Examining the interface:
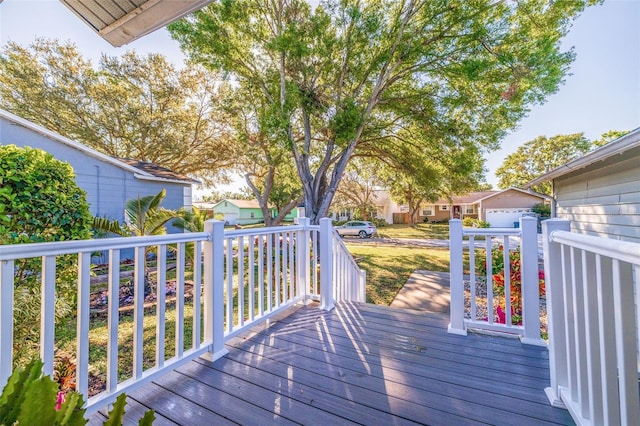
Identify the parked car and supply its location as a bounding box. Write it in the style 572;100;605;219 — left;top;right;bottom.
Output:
335;221;377;238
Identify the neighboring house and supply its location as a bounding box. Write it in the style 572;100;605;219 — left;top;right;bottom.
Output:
0;109;199;233
329;189;400;224
211;199;270;226
525;127;640;243
419;188;549;227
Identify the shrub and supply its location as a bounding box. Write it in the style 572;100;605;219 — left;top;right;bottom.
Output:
0;145;93;366
531;202;551;218
462;217;490;228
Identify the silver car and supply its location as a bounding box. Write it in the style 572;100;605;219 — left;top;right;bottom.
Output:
335;221;377;238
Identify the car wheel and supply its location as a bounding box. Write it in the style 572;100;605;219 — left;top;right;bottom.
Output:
358;230;367;238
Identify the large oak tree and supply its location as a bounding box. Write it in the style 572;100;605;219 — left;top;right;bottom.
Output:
170;0;596;224
0;39;236;184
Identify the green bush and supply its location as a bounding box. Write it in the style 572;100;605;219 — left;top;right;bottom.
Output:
0;145;93;366
531;202;551;218
462;217;490;228
0;359;154;425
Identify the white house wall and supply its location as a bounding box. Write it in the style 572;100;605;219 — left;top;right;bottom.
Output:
553;145;640;243
0;116;189;232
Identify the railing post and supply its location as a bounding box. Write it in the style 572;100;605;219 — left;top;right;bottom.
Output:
296;218;310;304
319;218;335;311
0;259;14;389
204;220;229;360
542;218;571;408
448;219;466;335
520;216;545;346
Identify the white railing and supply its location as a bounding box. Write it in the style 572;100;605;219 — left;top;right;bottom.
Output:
542;219;640;425
449;217;545;346
0;217;364;415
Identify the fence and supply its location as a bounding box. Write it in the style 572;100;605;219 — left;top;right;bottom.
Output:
0;217;365;414
448;217;545;346
542;219;640;425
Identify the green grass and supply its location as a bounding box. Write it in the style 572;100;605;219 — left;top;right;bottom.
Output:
376;223;450;239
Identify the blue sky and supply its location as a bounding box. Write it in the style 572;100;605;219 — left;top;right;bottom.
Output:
1;0;639;190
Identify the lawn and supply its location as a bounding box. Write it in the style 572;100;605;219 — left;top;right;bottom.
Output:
376;223;450;239
346;243;454;305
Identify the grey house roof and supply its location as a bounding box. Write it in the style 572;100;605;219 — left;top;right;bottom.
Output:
524;127;640;188
60;0;215;47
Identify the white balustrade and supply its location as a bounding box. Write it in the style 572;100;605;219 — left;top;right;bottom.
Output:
542;219;640;425
448;217;545;346
0;218;364;415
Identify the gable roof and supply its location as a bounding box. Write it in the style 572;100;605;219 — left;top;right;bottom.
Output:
61;0;215;47
434;188;549;205
0;109;198;185
524;127;640;189
116;158;199;184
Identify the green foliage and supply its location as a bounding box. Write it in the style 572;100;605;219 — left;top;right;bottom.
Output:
0;145;92;366
462;217;490;228
0;359;155;425
0;40;235;185
531;202;551;218
169;0;596;224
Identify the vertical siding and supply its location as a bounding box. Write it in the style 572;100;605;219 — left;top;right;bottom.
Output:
554;146;640;243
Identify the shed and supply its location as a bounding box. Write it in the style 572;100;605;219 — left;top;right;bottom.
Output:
525;127;640;243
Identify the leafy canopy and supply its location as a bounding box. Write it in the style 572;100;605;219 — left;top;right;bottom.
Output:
0;39;235;185
169;0;598;223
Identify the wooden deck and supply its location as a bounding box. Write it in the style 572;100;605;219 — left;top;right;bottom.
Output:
89;302;574;425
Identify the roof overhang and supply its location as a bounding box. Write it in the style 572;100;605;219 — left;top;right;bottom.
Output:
524;127;640;189
60;0;215;47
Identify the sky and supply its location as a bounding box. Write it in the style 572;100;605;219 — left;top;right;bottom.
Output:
1;0;639;191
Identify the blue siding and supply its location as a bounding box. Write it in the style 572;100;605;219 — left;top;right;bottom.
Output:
0;116;189;234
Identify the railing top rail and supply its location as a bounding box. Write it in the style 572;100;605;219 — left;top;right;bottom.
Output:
462;227;522;237
0;232;210;260
223;224;311;238
550;229;640;265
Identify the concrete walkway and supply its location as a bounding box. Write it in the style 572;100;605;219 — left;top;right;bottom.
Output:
390;270;451;314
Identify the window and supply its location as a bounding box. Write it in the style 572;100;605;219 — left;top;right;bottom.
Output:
250;212;255;219
439;205;450;211
465;205;475;214
422;205;434;216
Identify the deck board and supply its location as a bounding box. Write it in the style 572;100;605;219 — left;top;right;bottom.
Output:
90;302;574;425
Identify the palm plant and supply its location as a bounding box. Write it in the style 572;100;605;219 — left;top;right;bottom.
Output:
92;189;192;294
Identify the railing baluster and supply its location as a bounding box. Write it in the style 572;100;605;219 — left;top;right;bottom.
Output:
581;251;602;424
561;245;577;403
267;234;273;312
133;246;145;379
175;242;185;358
226;237;233;332
570;248;588;418
288;230;294;301
192;241;202;349
596;255;620;425
41;256;56;377
611;259;640;423
486;237;493;325
0;259;14;389
502;236;511;327
248;235;255;321
156;245;166;367
237;236;244;327
469;236;476;321
312;230;318;296
107;249;121;392
76;252;91;397
257;235;264;316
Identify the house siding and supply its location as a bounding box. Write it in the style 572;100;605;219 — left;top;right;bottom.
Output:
553;145;640;243
0;116;190;233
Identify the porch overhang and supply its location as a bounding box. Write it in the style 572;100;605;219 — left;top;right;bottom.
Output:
60;0;215;47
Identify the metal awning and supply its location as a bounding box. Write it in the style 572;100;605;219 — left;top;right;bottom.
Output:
60;0;214;47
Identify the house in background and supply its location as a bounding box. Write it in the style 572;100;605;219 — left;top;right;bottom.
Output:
0;109;199;233
329;189;400;224
525;127;640;243
416;188;549;227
